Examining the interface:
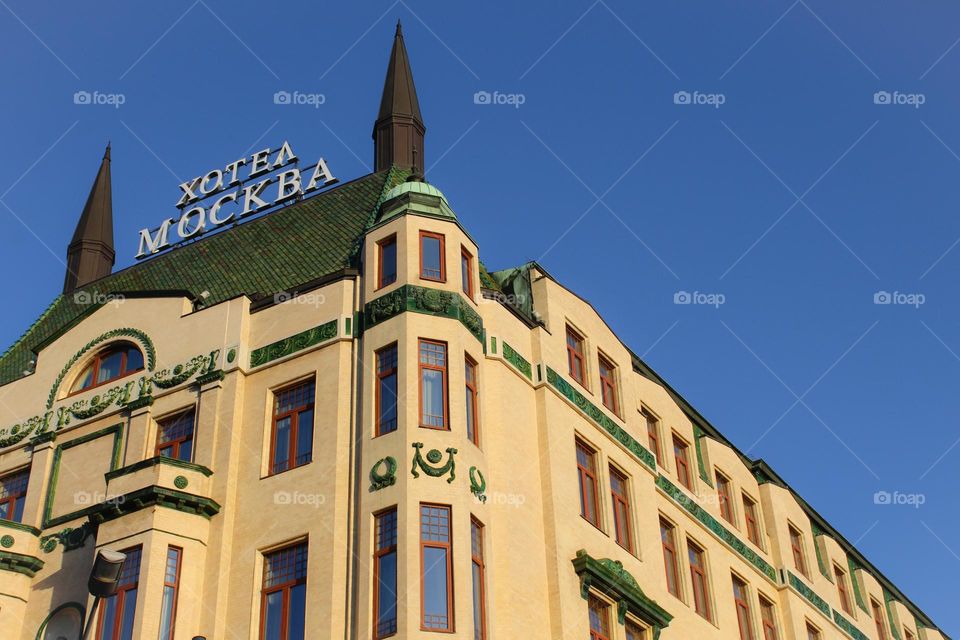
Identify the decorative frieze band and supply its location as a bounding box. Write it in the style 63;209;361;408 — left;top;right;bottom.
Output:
364;285;483;343
501;341;532;380
250;319;339;368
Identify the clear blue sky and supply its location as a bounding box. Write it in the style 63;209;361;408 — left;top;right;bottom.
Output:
1;0;958;633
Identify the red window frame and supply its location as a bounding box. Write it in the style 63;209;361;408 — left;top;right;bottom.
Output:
95;545;142;640
598;354;618;414
835;565;852;615
471;517;487;640
259;542;308;640
375;344;399;436
377;234;398;289
374;508;398;639
268;380;315;475
465;355;480;445
716;471;734;524
688;540;711;621
733;575;755;640
789;525;807;577
461;246;474;298
419;503;454;631
643;409;662;466
418;339;449;430
588;595;612;640
70;342;145;395
576;440;600;527
660;518;681;597
806;622;822;640
158;546;182;640
155;408;195;461
743;493;761;546
0;467;29;523
872;599;888;640
673;435;692;489
625;621;646;640
419;231;446;282
759;596;779;640
566;325;586;386
610;467;632;552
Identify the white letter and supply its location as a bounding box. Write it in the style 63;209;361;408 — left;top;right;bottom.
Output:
200;169;224;195
224;158;246;185
136;219;175;258
176;177;201;207
249;148;272;177
276;169;302;201
273;140;298;168
241;179;271;216
208;191;239;225
177;207;206;238
305;157;337;191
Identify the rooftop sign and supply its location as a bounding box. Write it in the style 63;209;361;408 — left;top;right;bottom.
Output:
136;141;337;259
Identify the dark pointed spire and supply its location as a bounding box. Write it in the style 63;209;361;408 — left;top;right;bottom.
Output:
373;20;425;174
63;143;115;293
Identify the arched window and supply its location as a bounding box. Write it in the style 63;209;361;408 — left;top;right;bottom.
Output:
69;342;145;394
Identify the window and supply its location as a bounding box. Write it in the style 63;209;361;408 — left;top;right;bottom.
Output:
805;622;821;640
576;440;600;527
643;408;662;466
872;599;888;640
471;518;487;640
673;435;692;490
269;380;315;474
835;565;852;615
566;325;586;386
732;575;754;640
420;504;453;631
419;340;448;429
0;467;29;522
158;546;182;640
374;509;398;638
598;354;618;414
759;596;779;640
905;629;916;640
461;247;474;297
96;546;141;640
660;518;680;597
465;355;480;445
588;595;612;640
610;467;632;552
688;540;711;621
743;493;761;546
376;345;399;436
788;525;807;577
260;542;307;640
377;235;397;289
420;231;445;281
71;342;145;394
716;472;734;524
625;622;646;640
155;409;195;462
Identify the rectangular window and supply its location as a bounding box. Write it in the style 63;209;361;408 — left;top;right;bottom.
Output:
588;595;612;640
378;235;397;289
260;542;307;640
270;380;315;474
566;325;586;386
673;435;692;490
872;599;888;640
0;467;29;522
598;354;618;414
743;493;761;546
625;622;646;640
420;231;445;281
732;575;754;640
905;630;915;640
716;471;734;524
155;408;195;462
465;355;480;445
461;247;474;297
96;546;142;640
835;565;852;615
471;518;487;640
374;509;398;638
376;345;399;436
420;504;453;631
688;540;711;621
660;518;680;597
576;440;600;527
158;546;182;640
759;596;779;640
610;467;632;552
643;409;662;466
789;525;807;577
806;622;821;640
419;340;448;429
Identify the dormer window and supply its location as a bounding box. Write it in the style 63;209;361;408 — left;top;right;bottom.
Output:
69;342;145;394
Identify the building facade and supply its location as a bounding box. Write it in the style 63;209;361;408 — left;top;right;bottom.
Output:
0;24;949;640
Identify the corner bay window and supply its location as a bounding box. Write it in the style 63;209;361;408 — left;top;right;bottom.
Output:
71;342;145;394
158;546;182;640
673;435;692;490
378;235;397;288
588;595;611;640
732;575;754;640
270;380;315;474
260;542;307;640
376;344;399;436
465;355;479;445
374;509;398;638
566;325;586;386
576;440;600;527
610;467;632;552
155;408;195;461
688;540;711;621
96;546;141;640
660;518;680;597
0;467;29;522
471;517;487;640
598;354;618;413
419;340;448;429
420;504;453;631
420;231;445;281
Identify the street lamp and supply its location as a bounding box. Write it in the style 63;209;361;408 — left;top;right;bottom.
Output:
81;549;126;640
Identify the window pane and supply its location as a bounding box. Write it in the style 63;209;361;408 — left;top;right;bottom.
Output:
178;440;192;463
287;583;306;640
381;239;397;286
97;597;117;640
377;346;399;435
377;551;398;636
296;409;313;465
465;385;476;440
126;347;144;373
472;562;483;639
159;587;175;640
262;591;283;640
421;369;444;427
421;236;443;279
273;417;291;473
71;364;95;392
97;350;124;383
119;588;137;640
422;547;449;628
626;623;645;640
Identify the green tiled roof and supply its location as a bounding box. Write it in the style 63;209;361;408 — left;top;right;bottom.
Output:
0;166;409;387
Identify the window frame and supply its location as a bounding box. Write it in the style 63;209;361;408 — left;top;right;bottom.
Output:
158;546;183;640
788;524;808;577
660;517;681;598
576;439;601;528
609;466;633;553
642;408;662;466
69;342;145;396
419;230;446;282
758;595;779;640
0;466;30;523
732;574;755;640
687;538;712;621
374;508;398;639
419;503;454;632
375;344;399;437
418;339;449;430
742;492;762;547
259;541;308;640
465;354;480;445
834;564;853;616
673;434;693;490
598;352;619;414
588;594;613;640
805;621;822;640
872;598;888;640
95;545;142;640
461;246;474;298
625;620;648;640
154;408;196;462
471;516;487;640
268;379;316;475
566;324;587;387
715;470;735;525
377;234;398;290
